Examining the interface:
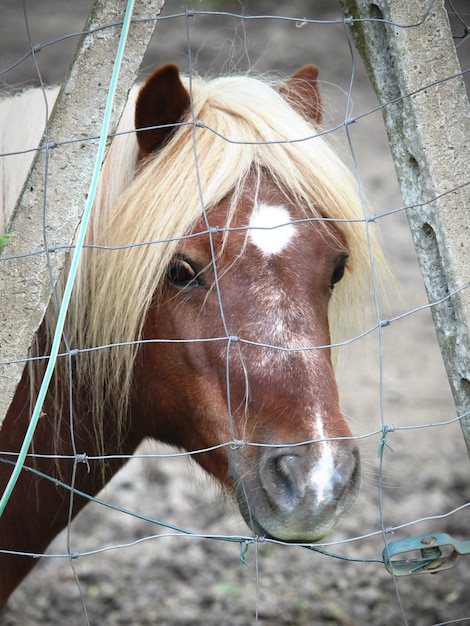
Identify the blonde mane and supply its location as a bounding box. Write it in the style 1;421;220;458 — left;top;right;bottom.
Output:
1;72;385;451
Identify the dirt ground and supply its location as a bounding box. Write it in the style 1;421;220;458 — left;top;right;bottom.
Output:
1;1;470;624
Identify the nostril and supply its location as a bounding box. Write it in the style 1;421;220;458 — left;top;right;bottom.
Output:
260;444;360;515
261;453;303;510
273;454;297;491
274;454;296;480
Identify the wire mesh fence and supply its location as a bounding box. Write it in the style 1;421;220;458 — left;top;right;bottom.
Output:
0;1;469;625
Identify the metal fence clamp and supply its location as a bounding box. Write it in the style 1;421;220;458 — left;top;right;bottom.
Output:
383;533;470;576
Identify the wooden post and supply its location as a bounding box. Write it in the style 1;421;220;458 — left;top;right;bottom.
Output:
341;0;470;455
0;0;164;427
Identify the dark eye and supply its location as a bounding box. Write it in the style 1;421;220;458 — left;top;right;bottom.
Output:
329;254;348;290
166;254;204;289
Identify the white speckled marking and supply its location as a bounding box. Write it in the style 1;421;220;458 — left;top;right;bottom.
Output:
249;202;296;255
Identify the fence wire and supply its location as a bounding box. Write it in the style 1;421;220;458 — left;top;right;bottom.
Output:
0;1;469;625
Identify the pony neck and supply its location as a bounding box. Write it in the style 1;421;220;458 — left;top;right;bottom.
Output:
0;362;142;609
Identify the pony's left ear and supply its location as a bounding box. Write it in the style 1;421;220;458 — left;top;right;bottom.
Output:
135;64;190;157
278;65;322;126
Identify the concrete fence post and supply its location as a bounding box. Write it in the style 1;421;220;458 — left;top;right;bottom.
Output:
0;0;164;427
341;0;470;456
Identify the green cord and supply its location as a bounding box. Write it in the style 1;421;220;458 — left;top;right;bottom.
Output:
0;0;136;517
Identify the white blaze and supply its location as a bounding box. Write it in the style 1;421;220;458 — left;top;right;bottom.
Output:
249;202;296;255
310;418;336;505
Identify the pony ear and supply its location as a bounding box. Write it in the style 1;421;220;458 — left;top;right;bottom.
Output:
278;65;322;126
135;64;190;157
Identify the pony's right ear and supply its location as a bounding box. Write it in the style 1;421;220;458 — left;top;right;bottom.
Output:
135;64;190;157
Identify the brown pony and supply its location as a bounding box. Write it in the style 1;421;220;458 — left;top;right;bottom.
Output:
0;64;384;607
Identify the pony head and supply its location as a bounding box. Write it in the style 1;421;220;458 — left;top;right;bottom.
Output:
61;64;383;542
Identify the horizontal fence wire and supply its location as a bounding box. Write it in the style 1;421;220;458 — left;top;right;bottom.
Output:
0;1;469;625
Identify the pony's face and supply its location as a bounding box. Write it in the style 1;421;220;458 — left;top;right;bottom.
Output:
134;176;359;542
125;63;362;542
